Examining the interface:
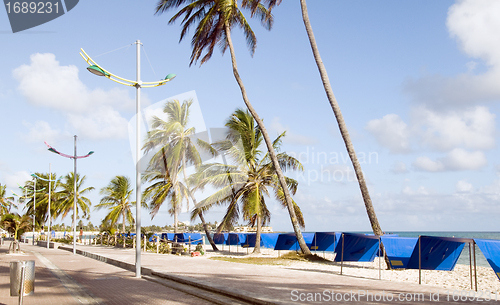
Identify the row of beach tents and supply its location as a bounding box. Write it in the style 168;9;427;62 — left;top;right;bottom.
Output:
149;231;500;282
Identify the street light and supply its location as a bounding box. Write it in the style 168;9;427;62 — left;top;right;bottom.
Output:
17;181;45;245
80;40;176;278
31;168;62;249
45;137;94;255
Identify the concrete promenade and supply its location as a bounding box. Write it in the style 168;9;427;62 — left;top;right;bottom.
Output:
0;242;491;304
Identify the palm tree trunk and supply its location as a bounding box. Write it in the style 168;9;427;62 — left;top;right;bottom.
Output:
253;215;262;254
122;209;126;248
181;156;219;251
300;0;390;268
224;23;311;255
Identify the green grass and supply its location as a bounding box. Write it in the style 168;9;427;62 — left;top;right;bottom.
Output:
209;252;330;266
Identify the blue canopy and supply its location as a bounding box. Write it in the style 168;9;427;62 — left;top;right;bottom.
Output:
174;232;203;243
274;233;315;251
161;233;175;241
380;236;418;269
334;233;380;262
149;233;159;242
474;239;500;280
406;236;468;271
213;233;228;244
226;233;247;245
242;233;279;248
310;232;341;252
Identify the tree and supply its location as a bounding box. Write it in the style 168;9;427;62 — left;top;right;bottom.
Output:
191;109;305;253
298;0;383;235
24;173;61;225
155;0;311;254
56;172;95;223
142;99;219;250
2;213;32;239
0;183;14;215
95;176;135;247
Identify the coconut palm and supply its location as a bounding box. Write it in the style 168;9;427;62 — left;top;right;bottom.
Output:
2;213;32;239
56;173;95;222
155;0;311;254
191;109;305;253
0;183;15;215
95;176;135;247
24;173;61;225
298;0;383;236
142;99;219;250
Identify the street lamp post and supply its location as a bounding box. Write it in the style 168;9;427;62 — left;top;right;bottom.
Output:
31;170;61;249
45;137;94;254
17;180;44;245
80;41;175;278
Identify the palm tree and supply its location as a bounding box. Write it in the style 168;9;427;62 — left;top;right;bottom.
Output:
0;183;15;215
95;176;135;247
142;99;219;250
2;213;32;239
56;173;95;223
24;173;61;226
155;0;311;254
298;0;383;236
191;109;305;253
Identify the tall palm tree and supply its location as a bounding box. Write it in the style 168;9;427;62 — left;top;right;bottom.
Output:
191;109;305;253
0;183;14;215
155;0;311;254
95;176;135;247
56;173;95;223
298;0;383;236
2;213;32;239
142;99;219;250
24;173;61;226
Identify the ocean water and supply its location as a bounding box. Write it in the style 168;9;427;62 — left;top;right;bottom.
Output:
383;232;500;268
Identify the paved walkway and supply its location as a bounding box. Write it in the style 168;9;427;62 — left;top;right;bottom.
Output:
0;242;212;305
0;242;493;304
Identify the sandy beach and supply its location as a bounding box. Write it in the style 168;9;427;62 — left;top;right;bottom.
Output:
205;247;500;294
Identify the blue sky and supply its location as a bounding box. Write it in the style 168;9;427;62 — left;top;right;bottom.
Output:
1;0;500;232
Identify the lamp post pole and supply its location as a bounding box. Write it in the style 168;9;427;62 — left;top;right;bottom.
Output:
45;138;93;254
33;177;36;245
80;41;175;278
134;40;142;278
48;163;51;249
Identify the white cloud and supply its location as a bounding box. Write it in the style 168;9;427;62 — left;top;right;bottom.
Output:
413;149;487;172
413;106;495;151
13;53;133;139
404;0;500;109
456;180;473;193
3;171;31;190
269;117;317;145
22;120;63;143
366;114;411;153
391;161;409;174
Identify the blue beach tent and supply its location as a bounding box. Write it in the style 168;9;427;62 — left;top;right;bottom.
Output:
334;233;380;262
241;233;279;248
474;239;500;280
310;232;341;252
380;236;418;269
161;233;175;241
406;236;468;271
274;233;315;251
174;232;203;244
226;233;247;245
213;233;228;244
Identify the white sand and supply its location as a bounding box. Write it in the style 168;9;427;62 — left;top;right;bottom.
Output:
204;247;500;294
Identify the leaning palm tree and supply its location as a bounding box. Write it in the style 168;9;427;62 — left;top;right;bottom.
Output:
142;99;219;250
298;0;383;236
191;109;305;254
155;0;311;254
56;173;95;222
95;176;135;247
2;213;32;239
